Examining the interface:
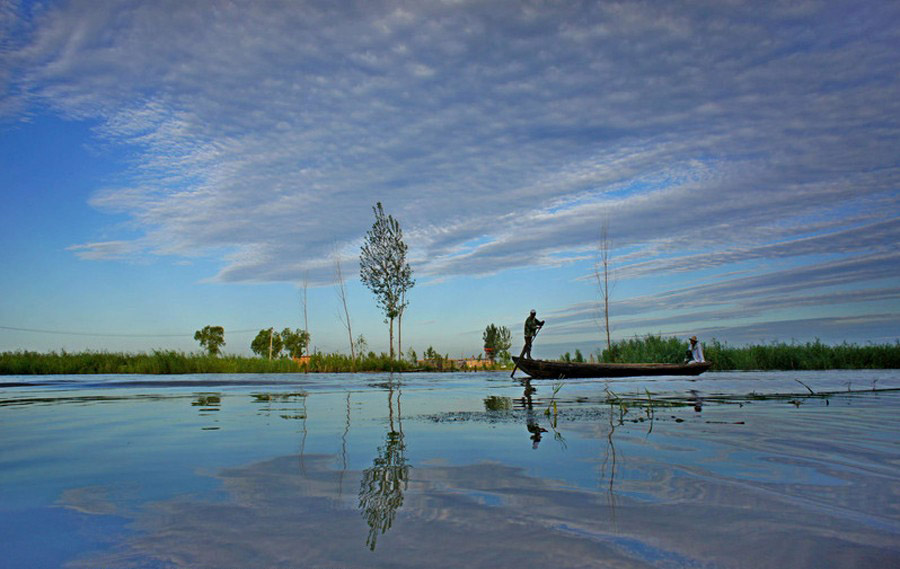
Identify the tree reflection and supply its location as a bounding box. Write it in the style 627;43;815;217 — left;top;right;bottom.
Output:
192;392;221;431
601;395;619;522
338;392;351;498
358;377;409;551
598;384;630;527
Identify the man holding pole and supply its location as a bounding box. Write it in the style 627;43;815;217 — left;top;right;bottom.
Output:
522;309;545;359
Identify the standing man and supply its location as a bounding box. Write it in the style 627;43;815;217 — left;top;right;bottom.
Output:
522;309;545;359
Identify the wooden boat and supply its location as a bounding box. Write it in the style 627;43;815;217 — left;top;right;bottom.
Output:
511;356;711;379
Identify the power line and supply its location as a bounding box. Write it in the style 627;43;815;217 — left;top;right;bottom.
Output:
0;325;262;338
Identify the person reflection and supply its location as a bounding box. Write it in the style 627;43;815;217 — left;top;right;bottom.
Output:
519;379;547;449
358;377;409;551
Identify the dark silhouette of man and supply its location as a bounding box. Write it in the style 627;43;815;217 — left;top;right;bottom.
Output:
522;309;544;359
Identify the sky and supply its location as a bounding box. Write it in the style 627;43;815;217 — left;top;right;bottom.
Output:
1;0;898;358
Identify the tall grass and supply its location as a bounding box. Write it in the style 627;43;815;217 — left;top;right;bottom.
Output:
703;338;900;370
598;335;900;370
0;349;471;375
5;337;898;374
598;335;686;364
0;350;304;375
303;352;415;373
302;352;483;372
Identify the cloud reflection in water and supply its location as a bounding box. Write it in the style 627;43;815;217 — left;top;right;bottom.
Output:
64;443;898;569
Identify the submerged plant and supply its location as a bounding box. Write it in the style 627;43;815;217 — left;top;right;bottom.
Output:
545;381;563;423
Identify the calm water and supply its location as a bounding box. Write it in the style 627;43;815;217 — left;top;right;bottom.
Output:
2;370;899;568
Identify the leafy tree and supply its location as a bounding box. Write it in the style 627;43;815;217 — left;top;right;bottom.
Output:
359;202;415;359
482;324;512;362
354;334;369;358
281;328;310;358
251;328;283;358
194;325;225;356
574;348;585;363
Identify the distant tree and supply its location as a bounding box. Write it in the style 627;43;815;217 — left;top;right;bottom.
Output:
251;328;283;359
482;324;512;362
574;348;585;363
194;325;225;356
406;347;418;363
354;334;369;358
282;328;310;358
359;202;415;359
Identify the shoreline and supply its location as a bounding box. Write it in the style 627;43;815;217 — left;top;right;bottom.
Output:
2;336;899;375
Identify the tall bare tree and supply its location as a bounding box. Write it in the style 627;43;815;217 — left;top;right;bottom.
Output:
398;290;406;360
334;253;356;360
594;220;613;354
359;202;414;359
301;272;309;341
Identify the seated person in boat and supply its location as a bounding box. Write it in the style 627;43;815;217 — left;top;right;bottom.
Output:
684;335;705;364
522;309;545;359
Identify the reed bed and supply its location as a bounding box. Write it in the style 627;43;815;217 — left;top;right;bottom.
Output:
0;350;304;375
0;350;448;375
599;335;900;370
3;337;898;374
303;352;415;373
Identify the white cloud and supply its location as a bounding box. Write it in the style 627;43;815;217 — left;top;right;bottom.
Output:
3;0;898;317
66;239;146;261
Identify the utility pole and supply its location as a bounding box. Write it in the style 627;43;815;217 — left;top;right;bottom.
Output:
268;327;274;360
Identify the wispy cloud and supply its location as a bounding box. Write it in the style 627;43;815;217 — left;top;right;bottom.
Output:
545;249;900;343
2;1;898;343
66;239;146;261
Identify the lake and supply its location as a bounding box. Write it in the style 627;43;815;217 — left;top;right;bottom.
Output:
2;370;899;568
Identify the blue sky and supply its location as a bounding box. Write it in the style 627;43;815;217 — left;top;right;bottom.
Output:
1;0;898;358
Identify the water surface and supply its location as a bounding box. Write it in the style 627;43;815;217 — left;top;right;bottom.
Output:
2;370;898;568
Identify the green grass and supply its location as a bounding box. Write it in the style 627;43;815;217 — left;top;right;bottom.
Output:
598;335;686;364
598;335;900;370
4;337;898;374
303;352;416;373
0;350;305;375
0;349;474;375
